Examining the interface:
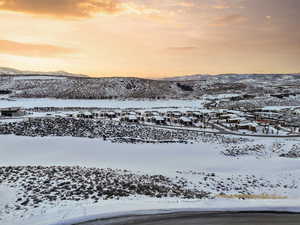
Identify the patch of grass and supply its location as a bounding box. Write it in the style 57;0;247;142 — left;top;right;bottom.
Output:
216;194;287;199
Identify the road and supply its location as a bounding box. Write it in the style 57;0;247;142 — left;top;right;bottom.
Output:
77;212;300;225
143;123;300;138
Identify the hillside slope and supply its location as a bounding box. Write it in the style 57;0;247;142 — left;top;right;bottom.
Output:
0;70;299;99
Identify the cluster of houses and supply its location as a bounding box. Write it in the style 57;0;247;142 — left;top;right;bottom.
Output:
76;110;206;126
73;108;273;133
1;104;300;135
0;107;208;128
247;106;300;128
210;110;258;132
212;106;300;133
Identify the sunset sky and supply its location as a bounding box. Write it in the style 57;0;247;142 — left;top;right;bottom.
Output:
0;0;299;78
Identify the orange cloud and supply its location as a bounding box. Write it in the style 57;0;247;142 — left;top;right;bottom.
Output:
212;0;231;9
172;2;195;8
210;14;247;26
165;46;198;53
0;0;122;19
0;40;75;57
211;0;245;10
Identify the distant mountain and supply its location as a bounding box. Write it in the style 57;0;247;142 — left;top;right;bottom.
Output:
163;74;211;81
163;73;300;83
0;67;87;78
0;68;300;99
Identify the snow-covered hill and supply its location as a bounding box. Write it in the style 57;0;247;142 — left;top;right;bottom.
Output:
163;74;212;81
165;73;300;83
1;67;300;99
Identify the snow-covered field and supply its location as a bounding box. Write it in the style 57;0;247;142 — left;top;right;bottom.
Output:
0;98;204;109
1;135;299;174
1;135;300;225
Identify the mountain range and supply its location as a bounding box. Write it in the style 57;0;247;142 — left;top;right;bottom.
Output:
0;67;299;99
0;67;87;77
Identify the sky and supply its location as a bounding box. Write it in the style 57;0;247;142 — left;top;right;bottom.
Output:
0;0;299;78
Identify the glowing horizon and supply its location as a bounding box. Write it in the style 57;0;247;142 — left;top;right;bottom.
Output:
0;0;299;78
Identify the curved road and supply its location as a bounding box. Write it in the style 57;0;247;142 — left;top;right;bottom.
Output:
143;123;300;138
77;212;300;225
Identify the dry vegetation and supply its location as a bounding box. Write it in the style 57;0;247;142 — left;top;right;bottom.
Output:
217;194;287;200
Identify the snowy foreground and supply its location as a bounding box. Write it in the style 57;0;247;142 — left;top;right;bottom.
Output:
1;135;300;225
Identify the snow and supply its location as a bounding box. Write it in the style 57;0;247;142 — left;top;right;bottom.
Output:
153;116;165;121
1;135;300;225
180;117;192;122
228;117;245;121
107;111;116;115
128;115;137;120
15;199;300;225
240;121;258;126
0;98;204;109
204;93;240;100
0;135;217;173
0;135;299;176
0;185;17;209
262;106;295;111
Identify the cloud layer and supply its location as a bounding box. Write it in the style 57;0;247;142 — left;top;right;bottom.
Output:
211;14;247;26
0;40;75;57
0;0;299;76
0;0;122;18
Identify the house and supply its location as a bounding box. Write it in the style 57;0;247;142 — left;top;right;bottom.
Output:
79;111;99;119
106;111;117;119
215;110;226;117
236;122;257;132
122;115;138;123
144;111;160;117
115;110;122;117
65;113;76;118
185;111;202;118
218;113;235;120
122;111;138;116
292;108;300;115
179;117;193;126
227;117;244;124
152;116;166;125
230;95;243;101
243;94;256;99
0;107;25;117
169;117;179;124
167;111;183;118
78;111;93;119
91;111;100;118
